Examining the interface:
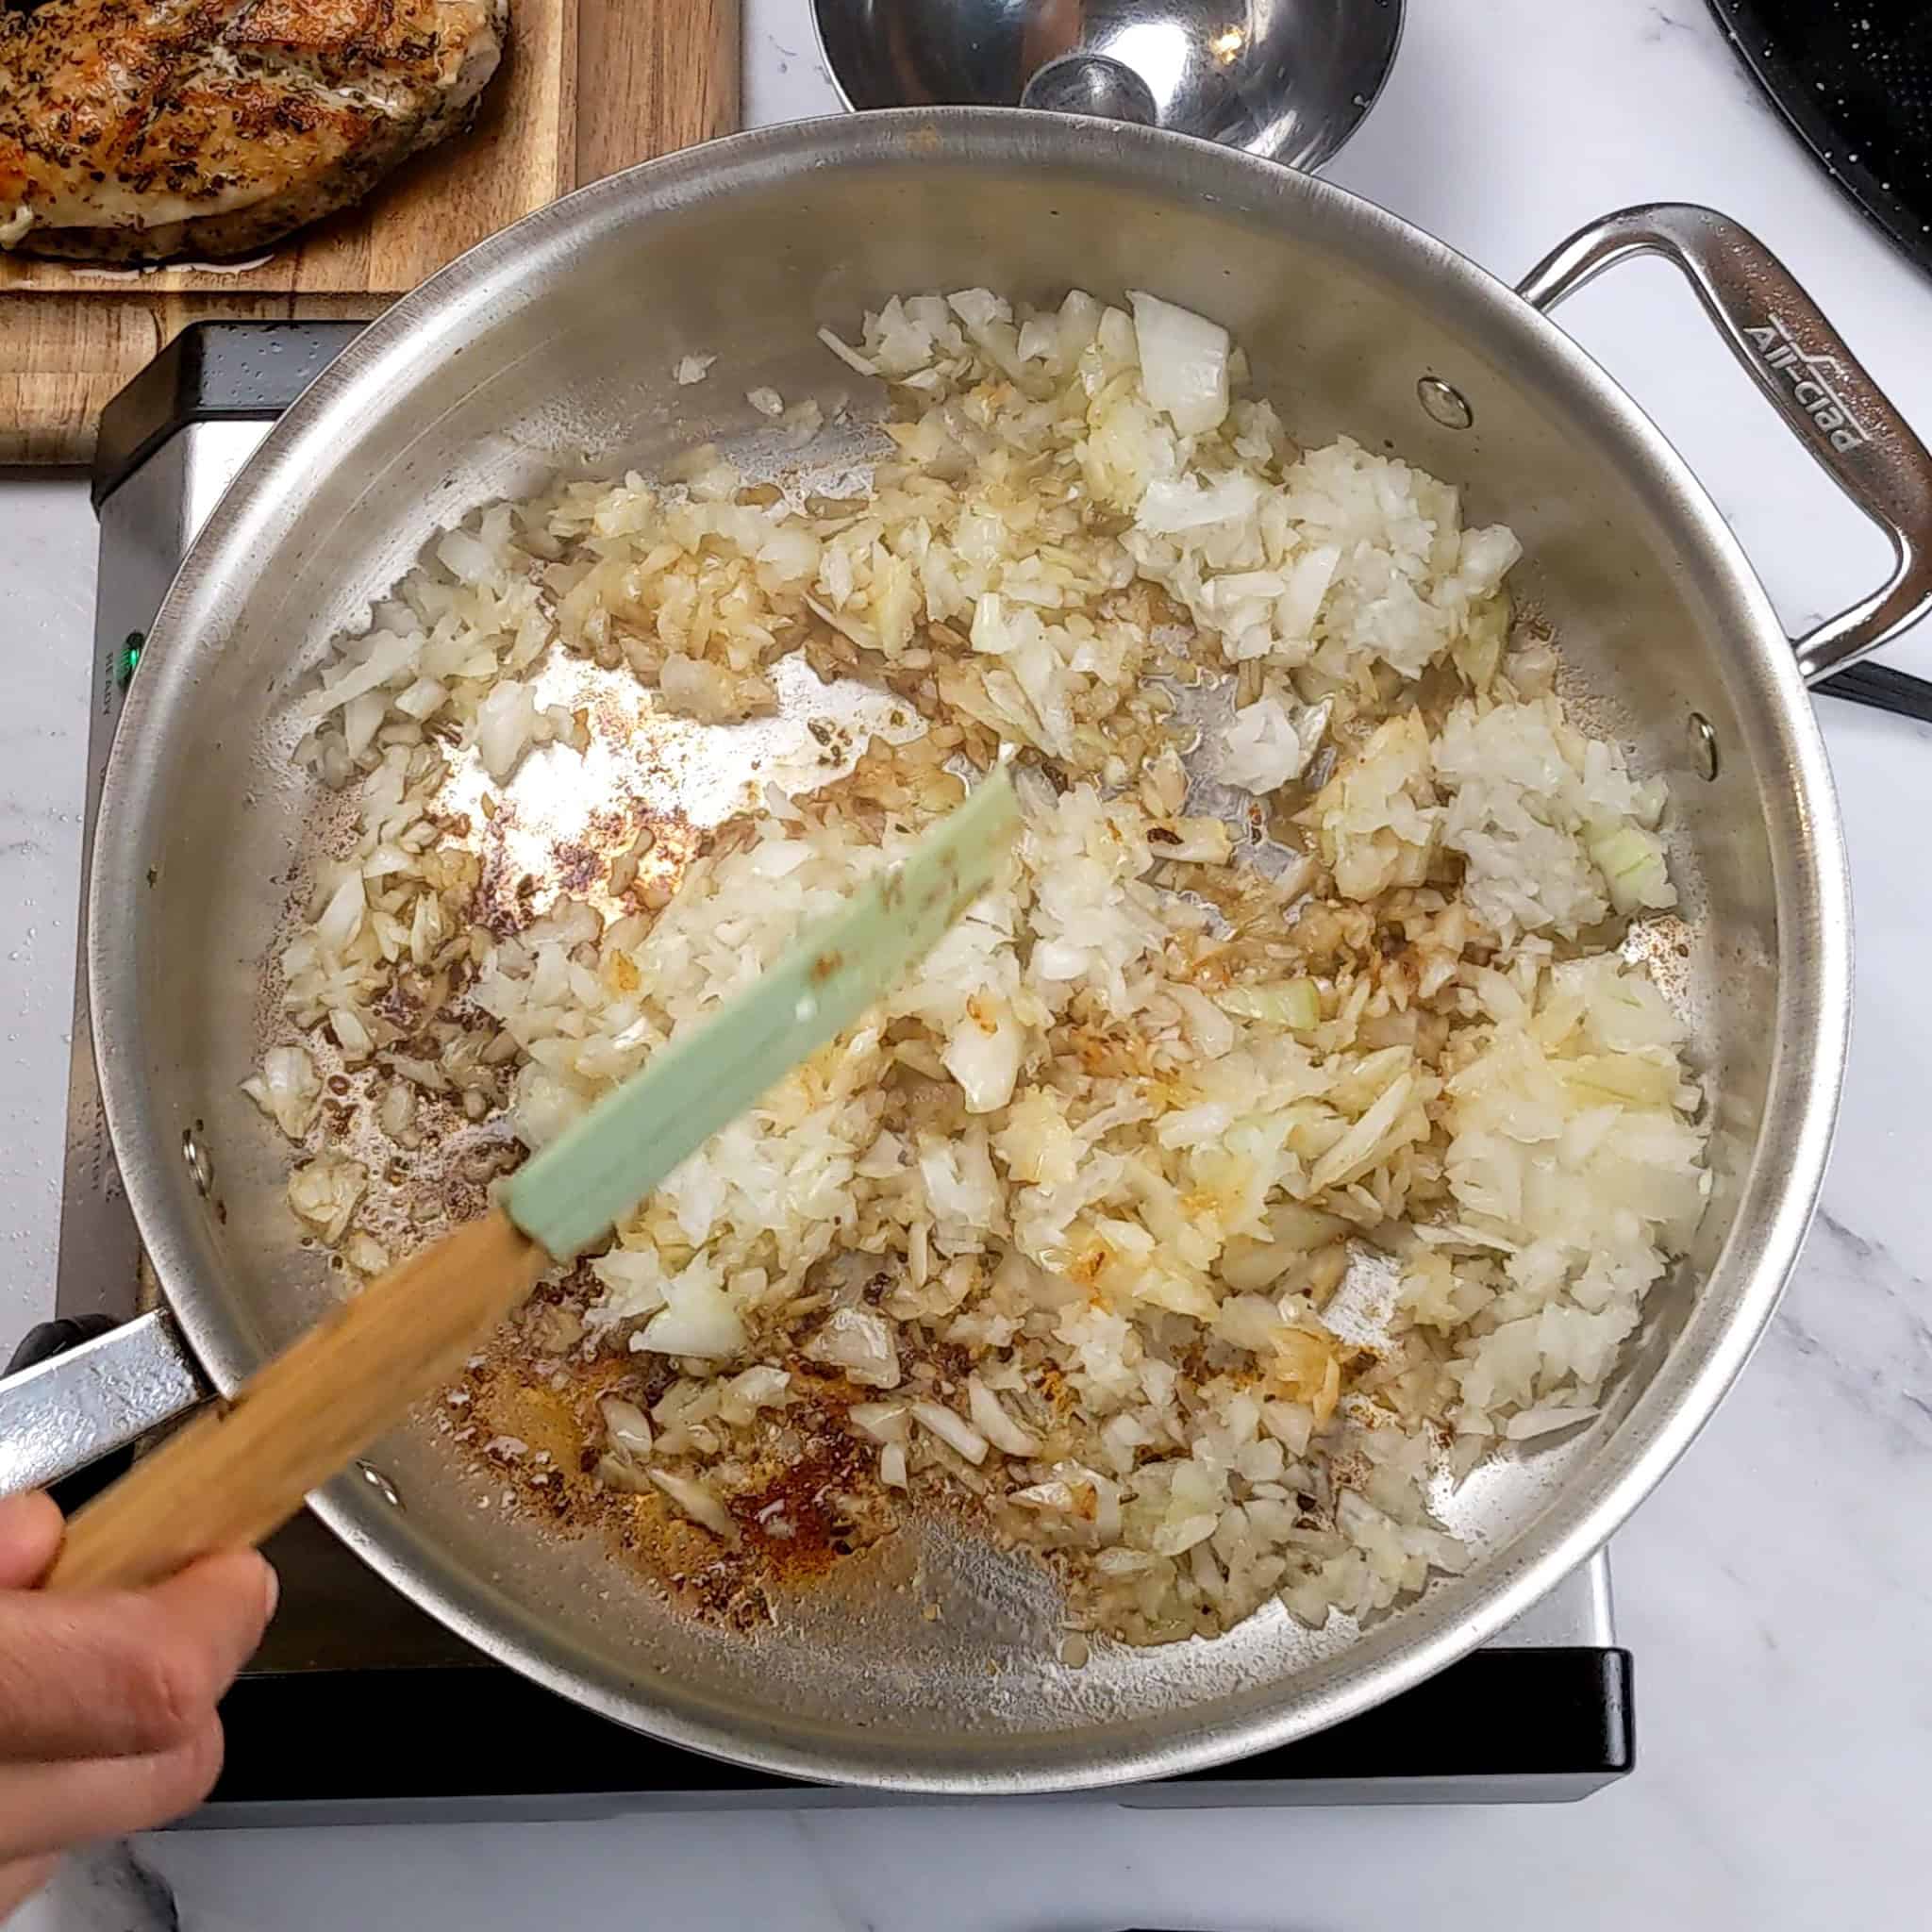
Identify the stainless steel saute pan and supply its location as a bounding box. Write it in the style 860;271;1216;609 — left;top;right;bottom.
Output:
3;112;1927;1790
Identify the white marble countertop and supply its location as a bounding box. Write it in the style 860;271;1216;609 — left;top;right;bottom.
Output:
7;0;1932;1924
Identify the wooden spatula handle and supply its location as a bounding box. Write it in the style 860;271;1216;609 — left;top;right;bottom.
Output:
48;1209;546;1593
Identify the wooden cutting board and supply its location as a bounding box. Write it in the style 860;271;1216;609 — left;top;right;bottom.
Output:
0;0;739;463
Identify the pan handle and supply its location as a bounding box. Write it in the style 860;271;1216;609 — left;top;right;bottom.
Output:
0;1309;210;1498
1516;203;1932;685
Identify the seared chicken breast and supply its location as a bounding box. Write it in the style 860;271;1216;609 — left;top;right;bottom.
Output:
0;0;507;262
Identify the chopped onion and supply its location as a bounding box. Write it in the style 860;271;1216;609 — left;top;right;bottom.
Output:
595;1451;653;1494
1506;1404;1599;1442
1137;471;1261;534
241;1044;322;1141
848;1401;909;1444
1145;815;1233;863
816;325;878;375
438;528;497;584
657;652;744;726
1151;1511;1219;1557
599;1396;654;1457
1167;983;1236;1059
910;1400;990;1465
1588;824;1673;915
1218;695;1327;793
1260;1400;1315;1457
1009;1478;1077;1512
648;1468;741;1543
314;872;366;955
286;1154;366;1243
394;675;448;722
398;1056;458;1101
966;1376;1041;1457
1127;291;1230;436
329;1006;373;1058
941;997;1024;1114
474;680;538;783
258;279;1705;1655
804;1307;901;1389
1217;978;1321;1032
344;1230;389;1275
717;1365;791;1424
1221;1203;1349;1292
1308;1072;1417;1192
636;1259;745;1359
296;630;417;723
343;689;386;759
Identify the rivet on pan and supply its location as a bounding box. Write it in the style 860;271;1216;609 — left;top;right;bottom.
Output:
358;1462;404;1509
1688;712;1720;782
182;1128;213;1196
1417;375;1474;430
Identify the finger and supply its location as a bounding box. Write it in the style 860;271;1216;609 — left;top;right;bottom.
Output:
0;1492;63;1590
0;1719;224;1860
0;1551;275;1762
0;1852;58;1921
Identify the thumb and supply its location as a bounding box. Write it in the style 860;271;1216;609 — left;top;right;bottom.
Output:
0;1853;58;1921
0;1493;63;1590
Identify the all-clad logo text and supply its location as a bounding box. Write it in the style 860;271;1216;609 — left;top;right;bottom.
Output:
1745;316;1870;453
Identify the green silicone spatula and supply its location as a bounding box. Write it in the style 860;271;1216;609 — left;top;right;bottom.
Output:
49;767;1022;1591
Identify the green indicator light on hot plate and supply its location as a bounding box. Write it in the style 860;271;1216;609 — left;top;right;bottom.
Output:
116;632;144;688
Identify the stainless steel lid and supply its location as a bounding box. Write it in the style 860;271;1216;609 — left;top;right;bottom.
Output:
811;0;1405;171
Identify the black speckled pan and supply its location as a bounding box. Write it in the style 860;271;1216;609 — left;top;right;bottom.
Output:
1708;0;1932;281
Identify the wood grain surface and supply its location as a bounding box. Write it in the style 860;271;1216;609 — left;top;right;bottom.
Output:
0;0;740;464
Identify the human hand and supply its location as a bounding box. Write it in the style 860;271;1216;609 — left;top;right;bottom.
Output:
0;1491;276;1920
